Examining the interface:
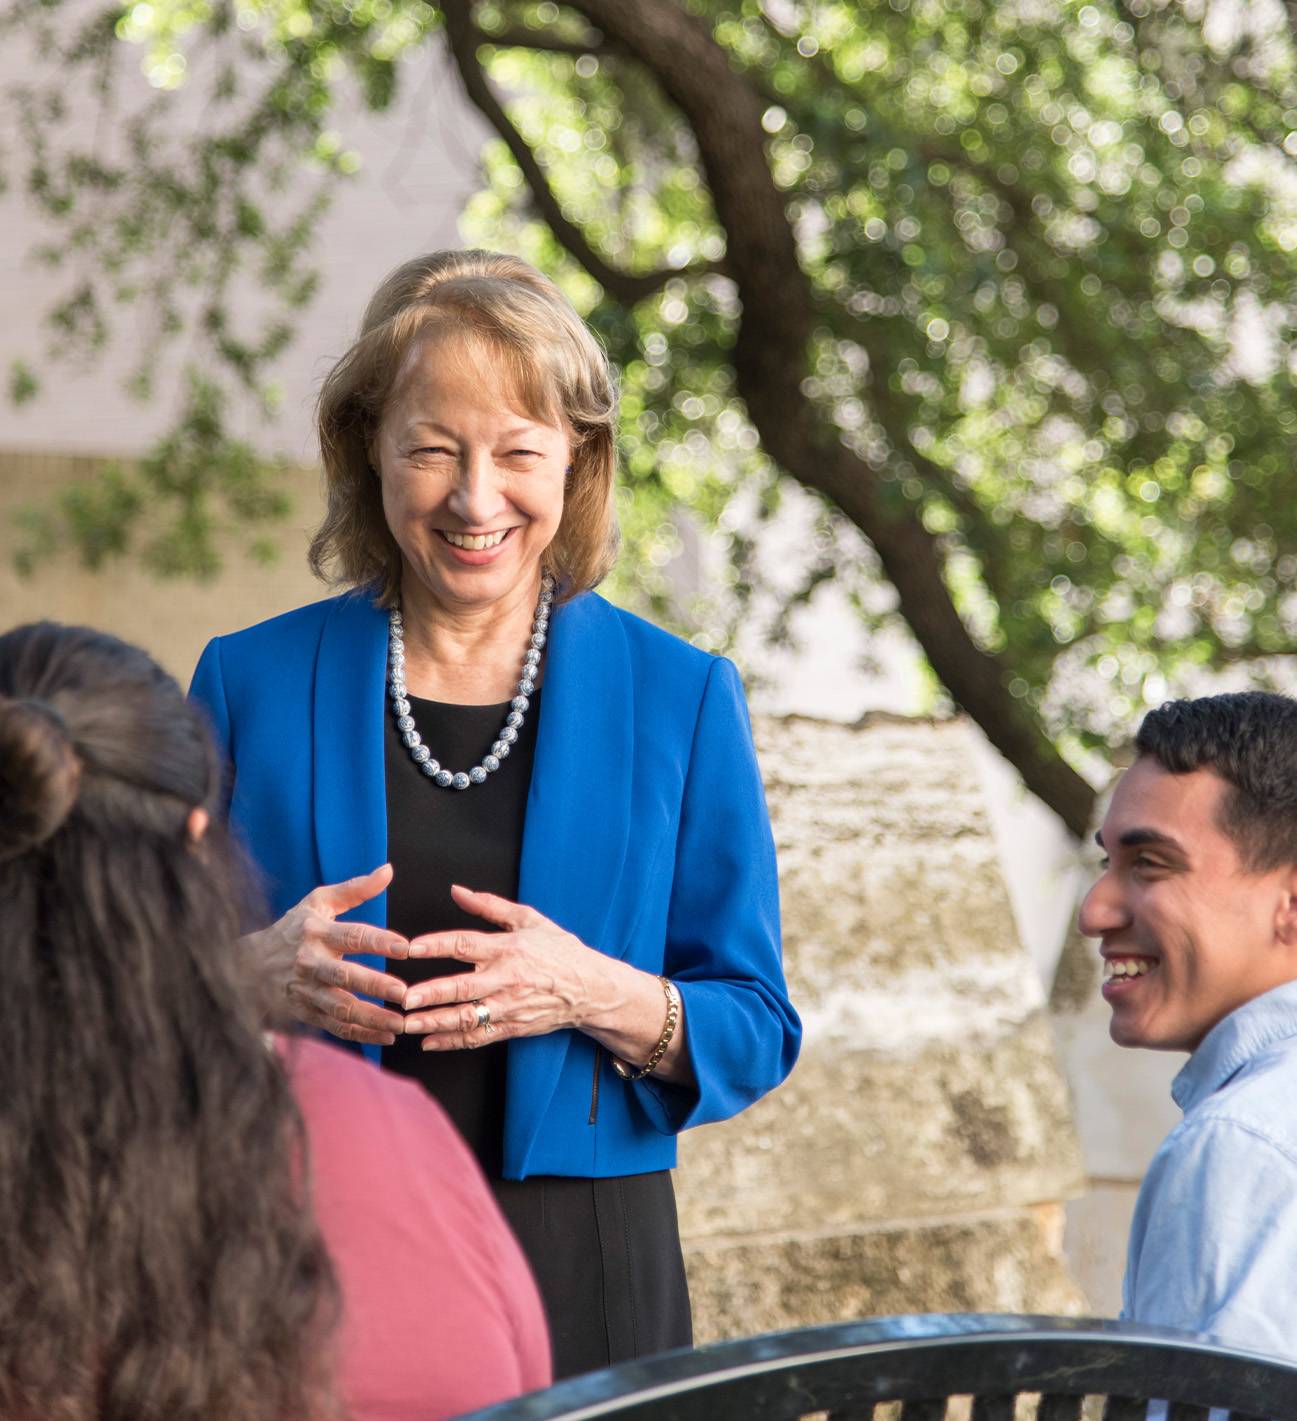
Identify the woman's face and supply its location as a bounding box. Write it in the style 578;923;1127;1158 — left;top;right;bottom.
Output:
373;331;569;614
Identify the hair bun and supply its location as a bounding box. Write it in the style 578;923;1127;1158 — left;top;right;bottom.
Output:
0;697;81;862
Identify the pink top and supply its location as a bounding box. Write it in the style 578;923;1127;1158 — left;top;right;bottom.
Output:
279;1036;552;1420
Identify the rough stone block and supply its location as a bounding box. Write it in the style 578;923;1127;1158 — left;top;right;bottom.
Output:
685;1209;1084;1343
676;713;1086;1336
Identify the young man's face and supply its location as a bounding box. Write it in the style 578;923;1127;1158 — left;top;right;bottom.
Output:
1079;756;1297;1052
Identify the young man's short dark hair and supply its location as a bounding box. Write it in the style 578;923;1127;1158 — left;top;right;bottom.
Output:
1135;691;1297;872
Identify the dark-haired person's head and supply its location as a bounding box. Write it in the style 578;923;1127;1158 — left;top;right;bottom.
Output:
1079;690;1297;1055
0;622;342;1421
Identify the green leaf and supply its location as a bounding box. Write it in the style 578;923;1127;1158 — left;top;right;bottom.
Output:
8;360;40;406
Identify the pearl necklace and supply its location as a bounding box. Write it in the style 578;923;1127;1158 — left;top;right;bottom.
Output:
387;573;554;790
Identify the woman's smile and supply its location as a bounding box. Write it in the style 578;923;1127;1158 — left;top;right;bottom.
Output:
437;526;517;563
440;528;510;550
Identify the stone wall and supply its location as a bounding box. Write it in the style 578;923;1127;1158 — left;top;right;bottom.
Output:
676;713;1088;1341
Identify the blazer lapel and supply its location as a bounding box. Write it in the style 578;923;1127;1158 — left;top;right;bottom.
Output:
506;592;634;1173
312;591;390;930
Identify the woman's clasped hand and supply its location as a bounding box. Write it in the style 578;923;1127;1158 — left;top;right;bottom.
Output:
404;884;605;1048
253;862;412;1046
405;884;693;1080
276;869;690;1076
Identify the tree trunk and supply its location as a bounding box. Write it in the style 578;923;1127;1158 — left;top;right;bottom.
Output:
450;0;1098;837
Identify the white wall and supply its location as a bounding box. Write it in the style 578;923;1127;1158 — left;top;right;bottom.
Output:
0;28;486;461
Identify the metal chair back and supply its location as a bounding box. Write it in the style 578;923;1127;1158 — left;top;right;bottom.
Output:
457;1314;1297;1421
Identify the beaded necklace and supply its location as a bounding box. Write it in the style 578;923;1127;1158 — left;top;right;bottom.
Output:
387;573;554;790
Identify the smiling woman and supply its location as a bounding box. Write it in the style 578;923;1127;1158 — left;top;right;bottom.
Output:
188;249;801;1383
368;331;570;676
311;250;618;613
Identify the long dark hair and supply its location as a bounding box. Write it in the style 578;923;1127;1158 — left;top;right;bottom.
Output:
0;622;342;1421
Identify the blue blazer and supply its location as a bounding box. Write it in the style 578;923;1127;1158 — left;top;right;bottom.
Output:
190;589;800;1179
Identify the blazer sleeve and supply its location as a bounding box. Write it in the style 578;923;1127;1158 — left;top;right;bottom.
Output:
189;636;234;816
634;655;801;1134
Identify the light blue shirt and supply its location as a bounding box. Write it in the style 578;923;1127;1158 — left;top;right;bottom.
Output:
1122;978;1297;1362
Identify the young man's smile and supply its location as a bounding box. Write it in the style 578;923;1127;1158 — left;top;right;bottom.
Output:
1080;756;1297;1053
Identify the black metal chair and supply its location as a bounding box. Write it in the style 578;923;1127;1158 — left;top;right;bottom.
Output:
457;1314;1297;1421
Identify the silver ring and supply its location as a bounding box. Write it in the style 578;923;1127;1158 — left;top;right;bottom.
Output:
473;1002;491;1029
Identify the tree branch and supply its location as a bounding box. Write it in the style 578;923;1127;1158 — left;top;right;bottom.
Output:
475;21;610;57
441;0;713;303
558;0;1098;835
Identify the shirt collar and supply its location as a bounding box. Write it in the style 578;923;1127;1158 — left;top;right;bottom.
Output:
1172;978;1297;1114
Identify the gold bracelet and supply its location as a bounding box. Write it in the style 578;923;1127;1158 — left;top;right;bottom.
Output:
611;977;681;1082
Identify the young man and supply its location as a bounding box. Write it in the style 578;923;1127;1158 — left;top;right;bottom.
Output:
1080;691;1297;1359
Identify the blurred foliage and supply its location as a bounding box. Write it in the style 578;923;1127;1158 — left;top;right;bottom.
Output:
8;360;39;406
13;374;292;578
459;0;1297;756
5;0;1297;765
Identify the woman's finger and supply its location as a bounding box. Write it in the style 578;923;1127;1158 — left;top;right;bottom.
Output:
327;1010;402;1042
292;980;405;1038
403;968;506;1014
316;916;410;961
404;993;505;1035
407;928;502;964
409;999;496;1037
306;862;394;918
327;1019;399;1046
450;883;541;931
312;955;408;1006
421;1020;514;1052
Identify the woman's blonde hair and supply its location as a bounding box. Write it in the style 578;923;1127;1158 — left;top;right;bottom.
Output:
311;249;619;604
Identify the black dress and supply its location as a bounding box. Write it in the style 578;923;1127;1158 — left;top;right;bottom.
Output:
382;691;692;1380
